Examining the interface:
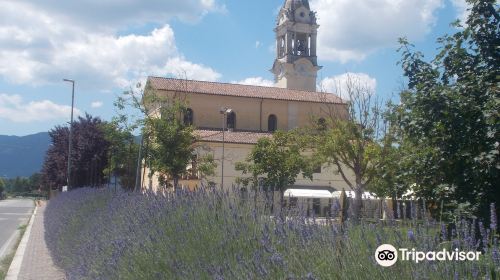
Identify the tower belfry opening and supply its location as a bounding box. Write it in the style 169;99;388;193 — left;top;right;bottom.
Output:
271;0;322;92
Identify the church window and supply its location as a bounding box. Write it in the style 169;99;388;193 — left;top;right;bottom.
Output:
227;112;236;130
184;108;194;126
268;114;278;132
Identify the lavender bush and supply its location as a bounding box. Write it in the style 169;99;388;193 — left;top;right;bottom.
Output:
45;188;499;280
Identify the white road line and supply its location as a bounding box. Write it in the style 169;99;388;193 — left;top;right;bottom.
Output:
0;224;20;259
6;207;37;280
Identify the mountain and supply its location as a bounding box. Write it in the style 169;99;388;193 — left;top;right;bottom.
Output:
0;132;51;178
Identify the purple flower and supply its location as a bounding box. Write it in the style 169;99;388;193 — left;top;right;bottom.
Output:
270;252;284;267
441;223;447;241
479;221;490;253
407;230;416;242
491;245;500;266
490;203;497;231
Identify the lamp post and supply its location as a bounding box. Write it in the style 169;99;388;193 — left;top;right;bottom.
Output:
63;79;75;190
219;107;232;188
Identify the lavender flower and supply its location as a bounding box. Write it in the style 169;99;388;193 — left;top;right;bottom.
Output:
491;203;497;231
408;230;416;243
43;187;500;279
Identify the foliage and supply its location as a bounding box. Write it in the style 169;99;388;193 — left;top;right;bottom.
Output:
101;122;139;190
0;177;4;197
41;114;111;190
368;103;412;200
145;98;196;189
313;73;387;220
45;188;500;279
1;174;43;195
196;153;217;180
235;131;313;193
396;0;499;220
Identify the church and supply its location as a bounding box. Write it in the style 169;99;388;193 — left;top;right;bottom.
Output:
141;0;353;196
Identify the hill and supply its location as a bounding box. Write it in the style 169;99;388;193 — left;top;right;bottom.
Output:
0;132;51;178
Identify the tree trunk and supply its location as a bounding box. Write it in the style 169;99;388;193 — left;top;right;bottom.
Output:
352;187;363;221
173;175;179;190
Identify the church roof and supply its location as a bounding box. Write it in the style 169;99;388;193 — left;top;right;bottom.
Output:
195;129;272;145
148;77;345;104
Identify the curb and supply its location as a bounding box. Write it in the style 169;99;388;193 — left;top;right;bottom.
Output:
5;206;38;280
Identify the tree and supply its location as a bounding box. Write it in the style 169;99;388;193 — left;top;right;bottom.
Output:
0;177;5;198
145;99;196;189
41;114;111;189
314;74;387;220
101;122;139;190
196;153;217;185
396;0;499;219
236;131;313;209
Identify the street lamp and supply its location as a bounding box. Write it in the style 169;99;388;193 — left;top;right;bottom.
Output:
63;79;75;191
219;107;232;188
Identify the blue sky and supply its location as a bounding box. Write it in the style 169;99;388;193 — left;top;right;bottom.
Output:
0;0;470;136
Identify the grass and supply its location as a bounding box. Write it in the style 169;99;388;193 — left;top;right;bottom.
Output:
0;225;27;280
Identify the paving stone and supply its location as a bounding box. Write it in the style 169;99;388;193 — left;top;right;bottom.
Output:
17;205;66;280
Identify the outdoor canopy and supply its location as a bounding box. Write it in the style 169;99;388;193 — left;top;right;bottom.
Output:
284;189;378;199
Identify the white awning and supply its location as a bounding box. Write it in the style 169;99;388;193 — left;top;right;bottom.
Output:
331;191;378;200
284;189;333;198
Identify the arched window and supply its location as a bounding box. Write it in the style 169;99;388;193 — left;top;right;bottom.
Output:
227;112;236;130
184;108;193;126
268;114;277;132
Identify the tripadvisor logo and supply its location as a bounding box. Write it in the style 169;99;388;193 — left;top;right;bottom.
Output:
375;244;482;267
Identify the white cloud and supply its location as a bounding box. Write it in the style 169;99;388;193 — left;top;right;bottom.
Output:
0;94;80;123
310;0;444;62
255;41;262;48
9;0;223;29
91;101;103;109
0;1;222;90
450;0;471;24
163;57;221;82
232;77;275;87
319;73;377;99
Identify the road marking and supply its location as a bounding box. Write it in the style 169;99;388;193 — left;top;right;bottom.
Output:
6;207;37;280
0;226;20;260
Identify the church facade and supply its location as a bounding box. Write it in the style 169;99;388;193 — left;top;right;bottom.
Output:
141;0;353;193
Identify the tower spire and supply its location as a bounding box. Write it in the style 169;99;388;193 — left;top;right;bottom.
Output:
272;0;321;92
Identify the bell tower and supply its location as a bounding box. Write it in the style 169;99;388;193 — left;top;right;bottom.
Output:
271;0;321;92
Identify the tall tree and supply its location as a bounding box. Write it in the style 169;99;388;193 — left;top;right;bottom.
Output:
396;0;499;219
314;74;387;220
0;177;5;197
145;99;196;189
101;122;139;190
41;114;110;189
236;131;313;208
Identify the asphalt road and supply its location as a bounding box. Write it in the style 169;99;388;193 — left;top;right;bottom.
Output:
0;199;34;259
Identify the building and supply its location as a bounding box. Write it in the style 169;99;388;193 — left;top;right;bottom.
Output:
141;0;353;195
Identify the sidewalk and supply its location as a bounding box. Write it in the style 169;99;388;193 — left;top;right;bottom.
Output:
7;203;66;280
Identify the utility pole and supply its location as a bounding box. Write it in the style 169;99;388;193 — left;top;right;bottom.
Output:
219;107;232;188
63;79;75;190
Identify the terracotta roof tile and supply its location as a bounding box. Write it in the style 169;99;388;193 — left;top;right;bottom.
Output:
195;129;272;144
148;77;345;104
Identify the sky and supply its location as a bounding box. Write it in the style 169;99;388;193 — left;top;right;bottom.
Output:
0;0;471;136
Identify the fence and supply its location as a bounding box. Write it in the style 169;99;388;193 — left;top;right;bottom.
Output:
280;190;433;222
